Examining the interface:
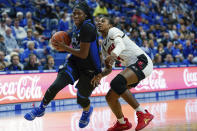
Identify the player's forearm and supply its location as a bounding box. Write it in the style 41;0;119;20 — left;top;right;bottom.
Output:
100;67;112;77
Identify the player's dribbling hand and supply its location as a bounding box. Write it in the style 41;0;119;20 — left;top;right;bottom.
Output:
91;74;102;87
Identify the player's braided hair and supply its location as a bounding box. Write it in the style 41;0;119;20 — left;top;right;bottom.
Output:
73;1;95;25
100;15;115;26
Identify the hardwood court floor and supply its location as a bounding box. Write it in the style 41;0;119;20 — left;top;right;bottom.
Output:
0;98;197;131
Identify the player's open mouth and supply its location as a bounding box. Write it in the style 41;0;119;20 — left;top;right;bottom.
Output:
98;25;102;30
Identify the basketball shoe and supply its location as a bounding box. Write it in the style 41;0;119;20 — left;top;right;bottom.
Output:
79;106;93;128
24;102;46;121
107;117;132;131
135;109;154;131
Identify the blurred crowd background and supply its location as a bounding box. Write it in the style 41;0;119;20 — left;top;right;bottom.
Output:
0;0;197;71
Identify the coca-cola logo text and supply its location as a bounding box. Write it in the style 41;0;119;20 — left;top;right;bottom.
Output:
183;69;197;87
135;70;167;91
0;76;42;101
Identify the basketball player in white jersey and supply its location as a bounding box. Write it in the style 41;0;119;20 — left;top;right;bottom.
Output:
91;16;154;131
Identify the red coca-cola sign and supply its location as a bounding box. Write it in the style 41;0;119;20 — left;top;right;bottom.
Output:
0;67;197;104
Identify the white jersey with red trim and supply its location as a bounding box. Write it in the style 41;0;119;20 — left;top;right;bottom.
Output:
101;27;149;67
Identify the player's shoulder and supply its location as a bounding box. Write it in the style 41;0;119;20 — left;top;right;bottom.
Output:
108;27;122;33
80;22;96;35
108;27;124;39
82;21;96;29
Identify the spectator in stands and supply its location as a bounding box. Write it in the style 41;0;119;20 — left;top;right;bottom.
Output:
58;10;70;32
157;43;166;62
140;31;147;41
131;30;142;46
41;5;58;31
43;55;55;70
24;19;35;32
139;1;148;13
23;12;33;26
0;19;6;35
140;18;150;31
12;18;27;44
113;16;122;29
164;41;173;56
4;27;21;54
191;21;197;37
148;33;158;47
189;32;196;44
34;20;45;35
149;39;157;57
161;32;171;47
21;41;38;63
172;34;179;45
93;1;108;17
193;42;197;57
0;34;7;55
110;5;121;17
6;54;23;71
88;0;97;9
131;10;142;24
16;12;25;27
172;43;182;59
22;29;38;49
168;24;178;39
178;33;186;45
35;0;47;6
1;12;8;21
164;54;175;65
33;31;48;48
0;51;8;71
183;54;195;65
5;17;12;28
183;40;193;58
153;53;163;66
141;40;154;59
34;4;44;20
37;46;52;65
24;53;39;70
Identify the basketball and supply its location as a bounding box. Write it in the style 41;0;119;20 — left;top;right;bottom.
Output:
51;31;71;51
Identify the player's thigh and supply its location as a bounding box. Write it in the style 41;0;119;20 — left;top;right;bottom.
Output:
119;68;139;86
76;72;95;97
120;54;151;85
58;60;80;84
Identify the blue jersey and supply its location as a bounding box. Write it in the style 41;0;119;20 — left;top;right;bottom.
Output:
68;19;101;74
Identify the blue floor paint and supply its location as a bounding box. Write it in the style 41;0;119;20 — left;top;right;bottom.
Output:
0;88;197;118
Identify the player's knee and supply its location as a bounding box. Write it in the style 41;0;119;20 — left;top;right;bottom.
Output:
77;94;90;108
110;74;127;95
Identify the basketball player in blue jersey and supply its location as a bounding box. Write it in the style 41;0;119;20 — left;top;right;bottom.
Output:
24;2;102;128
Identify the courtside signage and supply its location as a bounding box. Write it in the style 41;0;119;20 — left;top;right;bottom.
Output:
0;67;197;104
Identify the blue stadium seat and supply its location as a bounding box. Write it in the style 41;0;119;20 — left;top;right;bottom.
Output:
53;53;68;67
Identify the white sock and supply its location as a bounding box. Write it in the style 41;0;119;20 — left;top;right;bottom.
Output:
135;106;146;113
117;117;126;124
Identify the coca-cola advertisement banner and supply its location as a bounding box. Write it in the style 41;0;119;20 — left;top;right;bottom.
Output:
0;67;197;104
